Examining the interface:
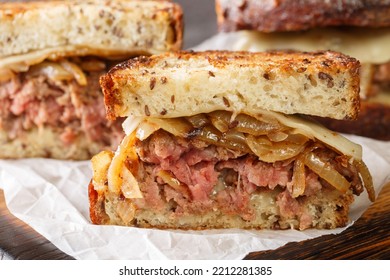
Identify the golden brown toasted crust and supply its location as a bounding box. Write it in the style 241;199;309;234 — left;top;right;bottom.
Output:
216;0;390;32
101;50;361;121
315;99;390;140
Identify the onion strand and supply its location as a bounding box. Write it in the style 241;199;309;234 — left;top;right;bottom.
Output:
303;152;350;193
246;134;306;163
291;158;306;198
355;160;375;202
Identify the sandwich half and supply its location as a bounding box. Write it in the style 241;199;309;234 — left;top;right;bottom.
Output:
215;0;390;140
0;0;182;159
89;50;374;230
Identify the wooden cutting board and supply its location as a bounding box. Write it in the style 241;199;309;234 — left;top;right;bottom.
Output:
1;182;389;260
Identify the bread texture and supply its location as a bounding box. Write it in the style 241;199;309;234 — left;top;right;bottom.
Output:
216;0;390;32
101;50;361;121
0;0;183;66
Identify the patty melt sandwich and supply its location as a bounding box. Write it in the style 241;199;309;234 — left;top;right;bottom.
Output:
0;0;182;159
215;0;390;140
89;50;374;230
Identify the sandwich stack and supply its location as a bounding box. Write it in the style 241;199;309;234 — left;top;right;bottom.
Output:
89;50;374;231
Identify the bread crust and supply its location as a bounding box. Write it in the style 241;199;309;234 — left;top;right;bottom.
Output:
0;0;183;59
89;181;110;225
101;50;360;121
216;0;390;32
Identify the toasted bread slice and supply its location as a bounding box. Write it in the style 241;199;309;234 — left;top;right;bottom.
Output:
216;0;390;32
101;50;360;121
88;180;355;230
0;0;183;69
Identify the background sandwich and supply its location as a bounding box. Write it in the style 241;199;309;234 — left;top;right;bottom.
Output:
215;0;390;140
0;0;182;159
89;50;374;230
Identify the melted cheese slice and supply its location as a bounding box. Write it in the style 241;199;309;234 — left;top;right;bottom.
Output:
261;110;362;160
199;28;390;64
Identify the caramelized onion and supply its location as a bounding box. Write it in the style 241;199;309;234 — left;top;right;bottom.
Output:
9;63;30;73
60;60;87;86
286;133;310;144
136;120;160;140
122;116;142;136
268;131;289;142
224;129;247;145
29;62;73;81
0;68;15;83
303;152;350;193
355;160;375;202
157;170;192;199
291;158;306;198
91;150;114;192
265;110;362;160
196;126;250;152
121;167;143;199
107;133;139;194
147;117;193;138
208;111;231;132
235;113;282;136
186;113;209;128
80;59;106;72
246;135;306;162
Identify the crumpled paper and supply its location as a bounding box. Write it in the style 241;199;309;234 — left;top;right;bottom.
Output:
1;135;389;259
1;33;390;259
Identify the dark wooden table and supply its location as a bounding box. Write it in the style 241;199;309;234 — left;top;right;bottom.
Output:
1;0;390;260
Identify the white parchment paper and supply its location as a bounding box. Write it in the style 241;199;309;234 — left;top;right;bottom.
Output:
1;33;390;259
